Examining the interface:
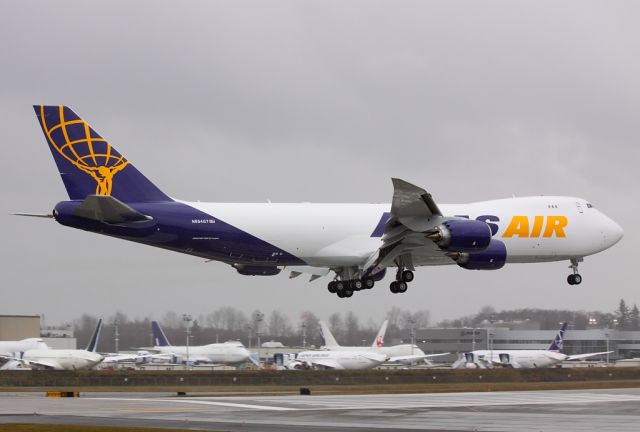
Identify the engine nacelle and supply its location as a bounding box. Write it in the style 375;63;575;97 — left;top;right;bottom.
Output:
448;239;507;270
284;360;311;370
426;220;492;252
233;264;281;276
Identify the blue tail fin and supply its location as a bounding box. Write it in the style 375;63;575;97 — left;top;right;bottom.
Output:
151;321;171;347
85;318;103;352
548;322;568;351
34;105;171;203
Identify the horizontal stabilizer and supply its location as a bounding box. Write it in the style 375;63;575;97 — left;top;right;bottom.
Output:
74;195;151;224
13;213;53;218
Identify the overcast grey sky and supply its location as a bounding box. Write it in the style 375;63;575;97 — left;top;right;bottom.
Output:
0;1;637;327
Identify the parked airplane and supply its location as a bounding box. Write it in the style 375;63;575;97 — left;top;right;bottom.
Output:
26;106;624;298
285;349;389;370
144;321;253;365
452;322;613;368
1;319;104;370
320;321;447;365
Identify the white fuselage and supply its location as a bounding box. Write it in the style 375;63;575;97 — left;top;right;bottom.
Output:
464;350;569;368
323;344;425;358
187;196;623;268
152;343;251;364
22;349;104;370
292;350;388;370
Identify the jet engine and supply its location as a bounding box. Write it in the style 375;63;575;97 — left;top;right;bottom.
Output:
233;264;281;276
426;220;492;252
446;239;507;270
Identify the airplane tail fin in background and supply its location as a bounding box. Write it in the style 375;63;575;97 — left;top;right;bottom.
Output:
85;319;103;352
151;321;171;347
371;320;388;348
548;322;568;351
34;105;172;203
319;321;340;347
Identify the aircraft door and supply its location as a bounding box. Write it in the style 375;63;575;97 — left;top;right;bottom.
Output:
499;353;510;365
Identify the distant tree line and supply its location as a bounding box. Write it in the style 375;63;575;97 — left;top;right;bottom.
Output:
436;299;640;331
72;307;430;352
71;300;639;351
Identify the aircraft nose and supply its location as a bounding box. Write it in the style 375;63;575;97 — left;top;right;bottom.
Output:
603;216;624;248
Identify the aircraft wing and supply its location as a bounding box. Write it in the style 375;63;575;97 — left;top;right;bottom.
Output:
388;352;450;365
566;351;613;361
309;358;344;370
288;266;331;282
364;178;453;275
18;358;62;370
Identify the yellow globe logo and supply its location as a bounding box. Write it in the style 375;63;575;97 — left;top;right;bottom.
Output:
40;105;129;196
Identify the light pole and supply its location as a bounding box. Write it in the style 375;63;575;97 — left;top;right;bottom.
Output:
183;314;192;370
113;319;120;353
301;322;307;348
409;318;416;356
254;311;264;364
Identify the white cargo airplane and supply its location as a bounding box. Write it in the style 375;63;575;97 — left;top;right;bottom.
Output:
1;319;104;370
144;321;254;365
320;321;448;365
452;322;613;369
29;106;624;298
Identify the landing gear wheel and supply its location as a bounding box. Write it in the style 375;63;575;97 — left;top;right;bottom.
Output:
567;274;582;285
343;290;353;298
396;281;408;293
337;290;346;298
328;281;337;293
335;281;345;292
390;281;398;293
401;270;414;283
350;280;364;291
363;277;375;289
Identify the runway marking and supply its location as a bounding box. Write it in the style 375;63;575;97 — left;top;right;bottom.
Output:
87;397;297;411
87;390;640;413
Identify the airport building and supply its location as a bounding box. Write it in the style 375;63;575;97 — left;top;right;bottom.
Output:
0;314;77;349
412;325;640;362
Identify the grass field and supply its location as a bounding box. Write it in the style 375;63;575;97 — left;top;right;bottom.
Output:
2;379;640;395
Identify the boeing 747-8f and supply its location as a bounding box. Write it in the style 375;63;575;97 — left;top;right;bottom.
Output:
26;106;624;298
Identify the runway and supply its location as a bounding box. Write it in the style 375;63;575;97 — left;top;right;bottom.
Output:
1;388;640;431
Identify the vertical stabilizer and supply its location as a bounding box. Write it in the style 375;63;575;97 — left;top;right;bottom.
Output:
34;105;171;203
319;321;340;347
548;322;568;351
85;319;103;352
151;321;171;347
371;320;388;348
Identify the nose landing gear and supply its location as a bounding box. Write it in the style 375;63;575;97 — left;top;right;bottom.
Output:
567;258;583;285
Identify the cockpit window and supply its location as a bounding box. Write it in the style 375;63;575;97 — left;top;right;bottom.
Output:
586;203;593;208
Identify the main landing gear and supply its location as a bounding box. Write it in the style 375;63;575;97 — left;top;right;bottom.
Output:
390;269;413;294
567;258;583;285
328;277;375;298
